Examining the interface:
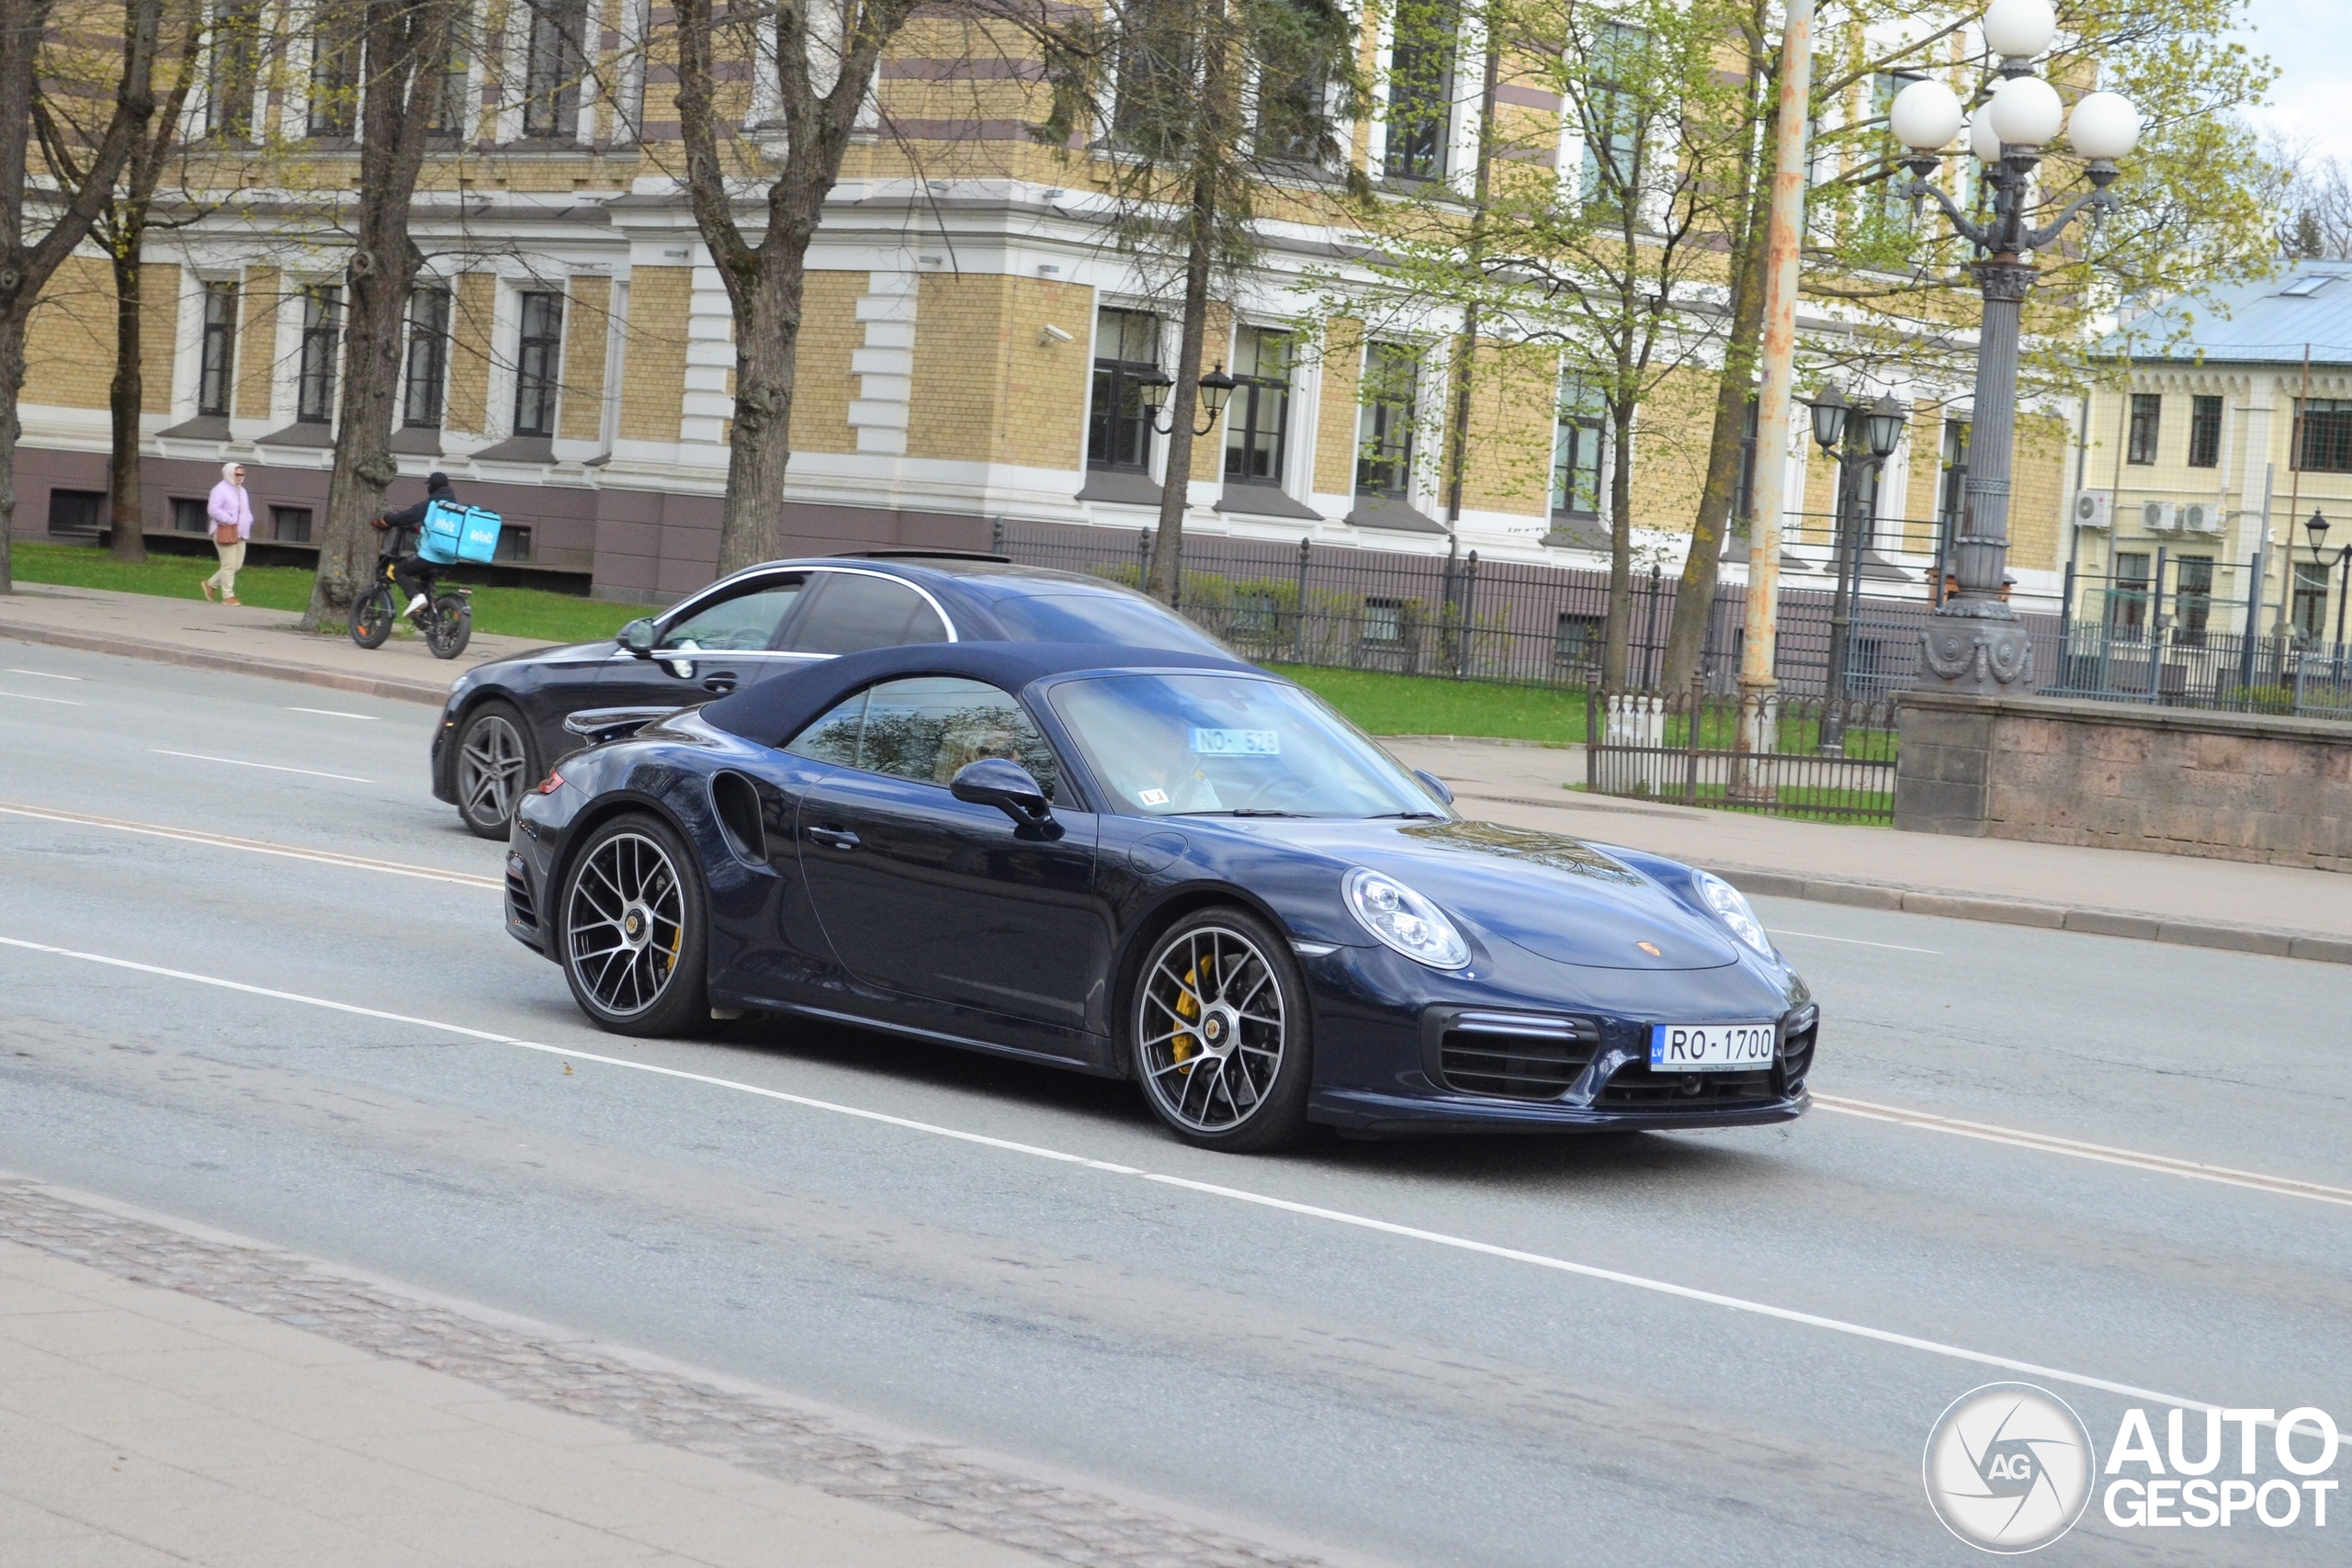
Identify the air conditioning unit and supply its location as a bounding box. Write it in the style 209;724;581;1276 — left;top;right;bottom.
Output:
2141;500;2178;532
2071;491;2112;530
2179;500;2222;534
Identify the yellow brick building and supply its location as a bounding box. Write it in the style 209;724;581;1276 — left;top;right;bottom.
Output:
11;3;2075;608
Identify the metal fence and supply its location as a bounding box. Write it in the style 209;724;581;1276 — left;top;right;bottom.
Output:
994;518;2052;699
1585;680;1900;825
990;518;2352;720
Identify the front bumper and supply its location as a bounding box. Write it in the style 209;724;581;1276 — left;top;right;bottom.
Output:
1295;941;1815;1136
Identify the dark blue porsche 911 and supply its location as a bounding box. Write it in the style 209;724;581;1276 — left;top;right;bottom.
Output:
503;641;1817;1152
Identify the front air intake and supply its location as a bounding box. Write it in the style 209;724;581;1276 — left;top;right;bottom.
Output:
1436;1011;1600;1100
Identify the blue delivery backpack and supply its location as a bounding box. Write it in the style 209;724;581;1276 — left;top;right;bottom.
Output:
416;499;503;566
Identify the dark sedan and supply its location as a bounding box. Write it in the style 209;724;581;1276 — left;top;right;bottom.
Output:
430;552;1227;837
503;642;1816;1152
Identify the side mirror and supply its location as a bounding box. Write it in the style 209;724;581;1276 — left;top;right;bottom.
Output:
619;617;657;657
951;757;1058;836
1413;768;1454;806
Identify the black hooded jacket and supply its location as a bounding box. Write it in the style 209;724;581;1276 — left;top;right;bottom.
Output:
379;477;456;552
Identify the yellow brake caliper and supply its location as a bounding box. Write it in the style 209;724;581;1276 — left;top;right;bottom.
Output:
1170;954;1215;1069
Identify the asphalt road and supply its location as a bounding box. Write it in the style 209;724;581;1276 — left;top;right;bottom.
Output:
3;645;2346;1566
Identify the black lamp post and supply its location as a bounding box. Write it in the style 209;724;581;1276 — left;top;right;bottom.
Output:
1810;388;1909;750
1140;363;1238;438
2308;508;2351;651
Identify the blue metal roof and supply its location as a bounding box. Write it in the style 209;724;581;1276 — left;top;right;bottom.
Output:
2098;260;2352;368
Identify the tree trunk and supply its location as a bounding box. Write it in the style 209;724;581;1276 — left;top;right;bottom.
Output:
1601;400;1636;687
300;0;457;630
0;310;23;592
310;237;417;625
1147;168;1218;605
1658;32;1772;690
713;238;808;579
107;243;147;561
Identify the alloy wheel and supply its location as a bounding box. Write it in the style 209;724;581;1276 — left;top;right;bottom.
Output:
1136;924;1287;1134
458;713;526;830
565;830;686;1018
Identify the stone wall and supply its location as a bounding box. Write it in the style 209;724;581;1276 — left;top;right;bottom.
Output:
1895;691;2352;872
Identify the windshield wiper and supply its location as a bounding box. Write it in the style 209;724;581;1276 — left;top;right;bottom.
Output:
1365;810;1443;820
1174;808;1311;818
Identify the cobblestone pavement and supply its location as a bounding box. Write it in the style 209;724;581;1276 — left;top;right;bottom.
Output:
0;1177;1329;1568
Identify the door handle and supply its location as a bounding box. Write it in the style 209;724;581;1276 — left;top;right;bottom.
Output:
702;673;738;694
807;825;860;851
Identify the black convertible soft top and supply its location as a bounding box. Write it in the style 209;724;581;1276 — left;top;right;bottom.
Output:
696;640;1260;747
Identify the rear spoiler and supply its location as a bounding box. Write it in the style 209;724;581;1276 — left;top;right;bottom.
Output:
562;706;683;745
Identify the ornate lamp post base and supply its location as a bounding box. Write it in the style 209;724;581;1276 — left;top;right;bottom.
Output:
1919;597;2035;693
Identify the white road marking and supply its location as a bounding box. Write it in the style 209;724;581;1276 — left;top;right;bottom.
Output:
288;706;376;720
0;933;2266;1423
0;689;84;705
0;801;499;888
1771;930;1940;954
1815;1095;2352;1208
0;803;2331;1211
5;668;83;681
152;749;373;784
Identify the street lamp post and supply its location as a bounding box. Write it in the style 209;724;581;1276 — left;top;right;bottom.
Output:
1139;364;1238;438
1809;389;1909;751
2307;509;2351;656
1885;0;2141;695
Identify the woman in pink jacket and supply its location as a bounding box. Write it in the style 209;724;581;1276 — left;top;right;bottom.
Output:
202;461;254;604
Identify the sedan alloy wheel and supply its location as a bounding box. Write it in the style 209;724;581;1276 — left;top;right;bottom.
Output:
457;706;532;838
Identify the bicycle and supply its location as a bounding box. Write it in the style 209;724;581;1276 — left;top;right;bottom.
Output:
351;554;472;659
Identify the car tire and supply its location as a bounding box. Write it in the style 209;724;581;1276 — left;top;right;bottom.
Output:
1128;907;1313;1153
558;812;710;1038
454;701;537;840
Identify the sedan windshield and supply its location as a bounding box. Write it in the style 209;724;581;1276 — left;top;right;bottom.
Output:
1049;672;1445;818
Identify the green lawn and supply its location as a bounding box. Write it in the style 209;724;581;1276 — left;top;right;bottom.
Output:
11;541;639;646
1266;663;1589;742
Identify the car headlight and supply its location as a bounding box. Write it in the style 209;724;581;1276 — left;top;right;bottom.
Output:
1695;870;1774;958
1344;868;1471;969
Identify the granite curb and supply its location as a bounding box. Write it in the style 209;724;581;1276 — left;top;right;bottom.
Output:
1717;867;2352;966
0;618;451;705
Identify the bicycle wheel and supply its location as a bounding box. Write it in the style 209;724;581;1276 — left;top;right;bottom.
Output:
351;586;395;649
425;594;472;660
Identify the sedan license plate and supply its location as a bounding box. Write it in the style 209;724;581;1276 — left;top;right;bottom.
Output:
1649;1021;1777;1073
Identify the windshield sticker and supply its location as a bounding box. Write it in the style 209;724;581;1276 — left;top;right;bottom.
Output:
1137;788;1170;806
1190;728;1280;756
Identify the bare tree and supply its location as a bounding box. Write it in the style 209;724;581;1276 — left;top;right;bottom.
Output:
672;0;929;578
0;0;162;592
300;0;463;630
33;0;207;563
1033;0;1363;604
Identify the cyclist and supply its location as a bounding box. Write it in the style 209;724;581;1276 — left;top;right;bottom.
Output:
371;471;458;620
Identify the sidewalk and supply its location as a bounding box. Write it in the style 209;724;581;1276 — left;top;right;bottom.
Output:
0;1177;1324;1568
6;581;2347;962
0;1242;1055;1567
1385;736;2352;961
0;581;548;705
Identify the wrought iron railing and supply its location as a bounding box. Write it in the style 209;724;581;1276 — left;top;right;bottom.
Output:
1584;679;1900;824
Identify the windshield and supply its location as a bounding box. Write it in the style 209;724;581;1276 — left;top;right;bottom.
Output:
1048;672;1446;818
984;590;1230;656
